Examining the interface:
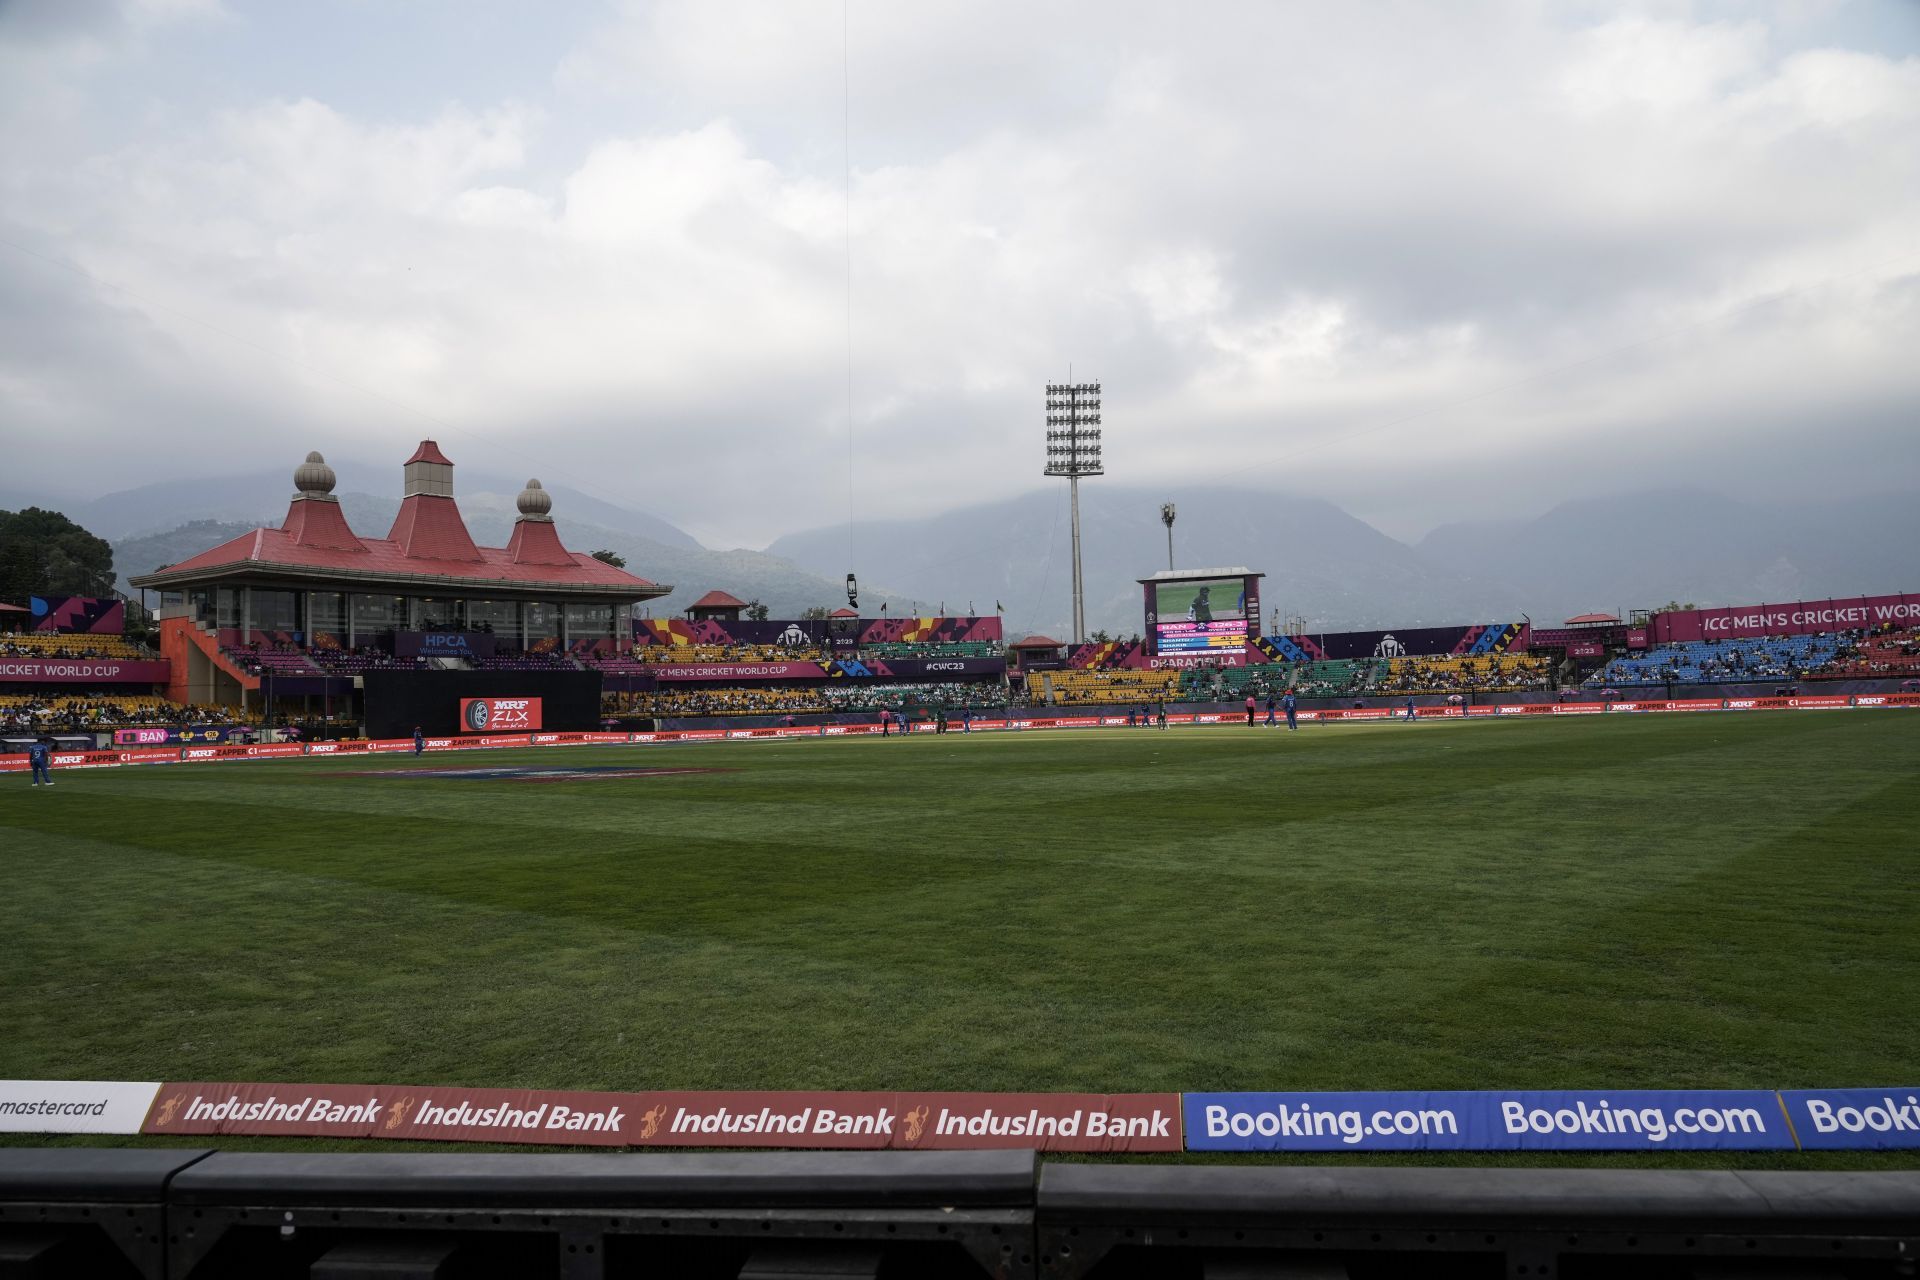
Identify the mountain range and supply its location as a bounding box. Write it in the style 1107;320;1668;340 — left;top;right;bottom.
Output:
20;467;1912;638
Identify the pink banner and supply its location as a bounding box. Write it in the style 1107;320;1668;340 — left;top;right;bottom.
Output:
1650;592;1920;644
0;658;170;684
649;662;828;682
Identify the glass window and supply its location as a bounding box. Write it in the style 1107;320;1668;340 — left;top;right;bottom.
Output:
351;594;403;638
216;587;241;629
564;601;614;640
466;599;519;636
413;597;462;631
252;589;298;632
308;591;346;634
525;601;560;642
189;590;212;625
308;592;346;646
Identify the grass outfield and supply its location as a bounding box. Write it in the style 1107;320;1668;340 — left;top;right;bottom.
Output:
2;711;1917;1166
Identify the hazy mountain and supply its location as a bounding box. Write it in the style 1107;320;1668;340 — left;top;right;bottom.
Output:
111;520;262;595
769;485;1519;638
104;482;1920;637
108;509;928;621
1417;490;1920;622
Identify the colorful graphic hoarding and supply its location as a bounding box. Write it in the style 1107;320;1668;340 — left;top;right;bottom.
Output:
634;616;1004;651
1283;621;1527;661
24;595;126;634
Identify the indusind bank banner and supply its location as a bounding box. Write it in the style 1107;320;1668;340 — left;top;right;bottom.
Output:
140;1083;1182;1152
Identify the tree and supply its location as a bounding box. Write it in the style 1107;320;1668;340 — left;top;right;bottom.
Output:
1651;601;1697;614
0;507;115;600
590;549;627;568
800;606;830;619
745;599;770;622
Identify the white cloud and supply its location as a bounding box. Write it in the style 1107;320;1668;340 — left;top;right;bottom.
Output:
1;0;1916;546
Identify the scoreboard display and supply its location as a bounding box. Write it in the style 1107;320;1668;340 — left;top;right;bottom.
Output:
1155;619;1248;654
1143;572;1262;658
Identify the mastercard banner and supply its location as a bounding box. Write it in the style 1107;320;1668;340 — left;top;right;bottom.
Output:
458;697;542;733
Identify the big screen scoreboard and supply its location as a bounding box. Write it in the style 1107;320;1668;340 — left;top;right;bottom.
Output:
1145;573;1262;657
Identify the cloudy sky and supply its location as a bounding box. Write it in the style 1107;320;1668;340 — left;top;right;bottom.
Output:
2;0;1917;547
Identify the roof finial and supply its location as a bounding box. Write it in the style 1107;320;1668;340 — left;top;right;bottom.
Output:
516;478;553;521
293;450;337;500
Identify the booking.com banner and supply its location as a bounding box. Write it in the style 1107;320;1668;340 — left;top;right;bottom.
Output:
1185;1090;1805;1152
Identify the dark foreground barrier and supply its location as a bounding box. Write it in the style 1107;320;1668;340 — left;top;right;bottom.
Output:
4;1148;1918;1279
1036;1164;1920;1278
0;1148;209;1278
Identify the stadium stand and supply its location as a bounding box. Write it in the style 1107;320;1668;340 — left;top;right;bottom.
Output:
0;693;248;729
1592;635;1847;686
0;632;155;660
222;644;322;677
1376;653;1551;693
306;646;422;673
471;651;580;670
1178;660;1374;701
1042;668;1179;706
607;681;1008;718
1818;625;1920;678
859;641;1000;660
632;642;835;664
579;651;650;674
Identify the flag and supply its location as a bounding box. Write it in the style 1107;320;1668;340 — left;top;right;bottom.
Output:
880;602;888;613
995;601;1004;613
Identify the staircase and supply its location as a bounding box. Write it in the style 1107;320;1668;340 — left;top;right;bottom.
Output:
183;620;260;691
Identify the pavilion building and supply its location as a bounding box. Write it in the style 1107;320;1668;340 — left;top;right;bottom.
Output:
131;442;669;709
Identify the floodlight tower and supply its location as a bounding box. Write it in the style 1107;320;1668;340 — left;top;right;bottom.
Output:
1045;381;1103;643
1160;503;1176;571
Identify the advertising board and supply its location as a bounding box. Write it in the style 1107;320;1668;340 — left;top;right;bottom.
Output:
458;697;542;733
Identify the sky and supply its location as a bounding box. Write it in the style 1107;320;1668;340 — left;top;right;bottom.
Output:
2;0;1917;549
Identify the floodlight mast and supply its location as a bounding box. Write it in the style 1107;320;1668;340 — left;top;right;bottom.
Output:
1160;503;1176;571
1044;381;1103;644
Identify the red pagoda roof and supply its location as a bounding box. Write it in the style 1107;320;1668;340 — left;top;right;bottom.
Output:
140;525;655;592
387;493;482;562
830;607;859;618
690;590;748;609
1012;635;1064;648
1565;613;1621;625
404;439;456;466
128;441;665;598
